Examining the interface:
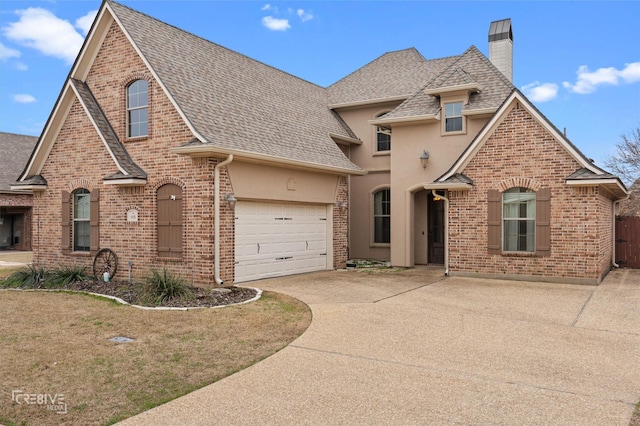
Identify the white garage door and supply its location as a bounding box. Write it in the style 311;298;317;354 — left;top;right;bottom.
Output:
234;202;328;283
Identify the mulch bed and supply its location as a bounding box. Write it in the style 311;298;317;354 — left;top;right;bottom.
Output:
63;279;258;308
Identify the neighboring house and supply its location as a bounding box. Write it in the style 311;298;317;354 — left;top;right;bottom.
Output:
13;1;627;285
0;132;37;251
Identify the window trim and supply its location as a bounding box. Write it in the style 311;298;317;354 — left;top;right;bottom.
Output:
371;187;391;246
126;79;149;139
488;187;551;257
502;187;535;253
443;101;464;134
374;112;392;153
72;188;91;252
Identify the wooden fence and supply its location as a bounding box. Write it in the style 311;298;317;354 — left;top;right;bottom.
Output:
615;216;640;269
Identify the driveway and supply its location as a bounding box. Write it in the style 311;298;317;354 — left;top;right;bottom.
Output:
120;268;640;425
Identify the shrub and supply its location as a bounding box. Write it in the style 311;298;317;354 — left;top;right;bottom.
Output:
144;268;192;305
49;264;92;288
2;265;50;288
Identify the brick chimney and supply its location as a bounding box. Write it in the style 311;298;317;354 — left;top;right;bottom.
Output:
488;19;513;82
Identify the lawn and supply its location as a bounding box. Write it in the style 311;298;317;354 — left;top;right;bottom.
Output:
0;289;311;425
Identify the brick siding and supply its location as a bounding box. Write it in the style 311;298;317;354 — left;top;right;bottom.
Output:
448;101;614;283
31;21;347;286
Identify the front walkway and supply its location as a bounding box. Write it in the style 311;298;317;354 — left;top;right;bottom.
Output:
0;250;32;268
119;268;640;425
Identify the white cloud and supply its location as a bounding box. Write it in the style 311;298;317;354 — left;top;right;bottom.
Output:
521;81;559;102
0;42;21;61
297;9;313;22
14;61;28;71
563;62;640;94
14;94;36;104
75;10;98;36
2;7;86;64
262;4;277;13
262;16;290;31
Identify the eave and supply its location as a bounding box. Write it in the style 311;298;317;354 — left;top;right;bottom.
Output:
103;178;147;187
10;184;46;192
463;107;497;119
330;132;362;146
328;95;411;110
566;178;628;199
423;82;483;97
368;114;439;127
171;144;367;176
423;182;473;191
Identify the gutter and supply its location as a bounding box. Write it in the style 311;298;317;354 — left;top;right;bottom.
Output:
432;190;450;276
214;155;234;285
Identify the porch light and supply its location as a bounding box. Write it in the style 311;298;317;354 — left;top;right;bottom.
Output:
420;150;430;168
336;200;348;211
224;193;237;209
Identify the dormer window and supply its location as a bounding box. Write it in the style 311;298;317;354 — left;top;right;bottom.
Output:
444;102;463;132
375;112;391;152
127;79;148;138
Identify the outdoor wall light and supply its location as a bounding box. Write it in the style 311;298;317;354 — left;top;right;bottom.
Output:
224;193;237;209
420;150;430;168
336;200;348;211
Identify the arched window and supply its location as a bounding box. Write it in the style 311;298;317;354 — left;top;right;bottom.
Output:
502;187;535;252
157;184;183;258
127;79;148;137
73;188;91;252
373;188;391;244
375;113;391;152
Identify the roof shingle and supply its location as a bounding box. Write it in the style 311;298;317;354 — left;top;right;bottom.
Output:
0;132;38;192
109;1;361;173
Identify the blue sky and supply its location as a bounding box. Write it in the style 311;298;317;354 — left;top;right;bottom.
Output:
1;1;638;170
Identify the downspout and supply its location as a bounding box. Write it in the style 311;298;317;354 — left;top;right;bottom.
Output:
214;155;234;285
612;195;629;268
432;190;449;276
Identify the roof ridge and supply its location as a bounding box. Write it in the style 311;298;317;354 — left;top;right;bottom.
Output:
327;47;433;89
463;45;514;89
107;0;325;91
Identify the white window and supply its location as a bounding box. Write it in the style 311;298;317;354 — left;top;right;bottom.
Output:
503;188;535;252
73;188;90;252
373;189;390;244
444;102;463;132
127;80;148;137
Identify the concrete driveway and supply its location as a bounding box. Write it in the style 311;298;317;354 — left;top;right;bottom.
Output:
120;268;640;425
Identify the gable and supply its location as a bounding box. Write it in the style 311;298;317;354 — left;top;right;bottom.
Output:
41;97;121;183
438;90;627;198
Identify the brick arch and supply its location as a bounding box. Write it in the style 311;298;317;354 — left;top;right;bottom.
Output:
497;177;542;193
66;178;94;192
152;177;186;191
120;72;153;89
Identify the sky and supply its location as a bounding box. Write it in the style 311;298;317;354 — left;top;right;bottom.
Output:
0;0;639;173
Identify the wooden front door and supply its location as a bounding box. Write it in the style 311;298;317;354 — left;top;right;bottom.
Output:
428;194;445;264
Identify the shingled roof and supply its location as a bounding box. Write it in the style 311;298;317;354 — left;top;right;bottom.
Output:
327;48;457;106
70;79;147;180
108;1;360;173
381;46;514;121
0;132;38;193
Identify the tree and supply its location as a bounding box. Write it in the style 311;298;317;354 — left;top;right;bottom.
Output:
604;127;640;187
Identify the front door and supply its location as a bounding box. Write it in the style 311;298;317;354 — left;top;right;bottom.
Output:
428;194;445;264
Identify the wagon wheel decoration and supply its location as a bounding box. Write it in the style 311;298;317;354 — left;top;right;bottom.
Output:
93;248;118;280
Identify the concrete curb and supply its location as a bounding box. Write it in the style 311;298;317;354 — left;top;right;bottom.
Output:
1;286;263;311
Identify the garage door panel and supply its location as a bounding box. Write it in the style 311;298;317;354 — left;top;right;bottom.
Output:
234;201;328;283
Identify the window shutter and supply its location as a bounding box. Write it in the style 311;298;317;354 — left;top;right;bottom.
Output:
536;187;551;257
90;188;100;256
61;191;71;255
487;189;502;254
